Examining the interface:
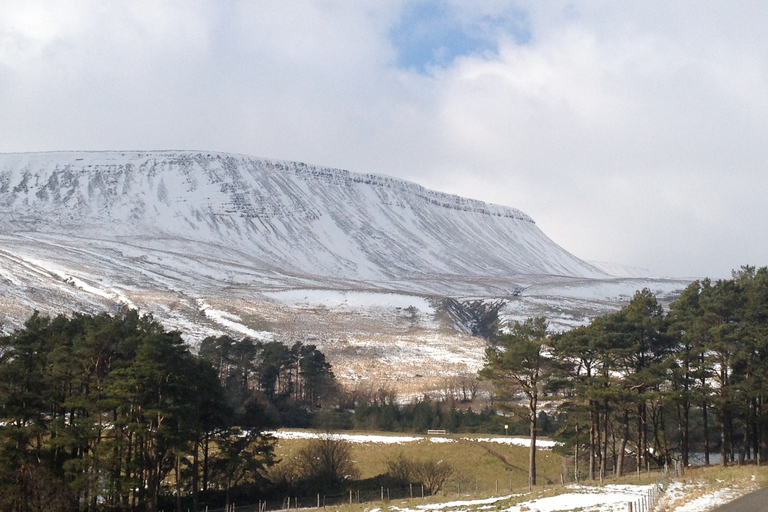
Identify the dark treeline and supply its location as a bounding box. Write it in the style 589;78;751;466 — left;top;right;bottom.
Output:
345;392;561;436
198;334;337;427
0;311;335;512
550;265;768;479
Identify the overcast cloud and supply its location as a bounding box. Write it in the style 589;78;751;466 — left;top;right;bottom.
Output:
1;0;766;279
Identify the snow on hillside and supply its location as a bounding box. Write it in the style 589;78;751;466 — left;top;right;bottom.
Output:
0;151;691;395
0;150;606;282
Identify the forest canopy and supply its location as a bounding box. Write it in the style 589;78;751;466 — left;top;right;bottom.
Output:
0;311;334;512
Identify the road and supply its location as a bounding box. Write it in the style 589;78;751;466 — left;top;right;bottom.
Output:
711;486;768;511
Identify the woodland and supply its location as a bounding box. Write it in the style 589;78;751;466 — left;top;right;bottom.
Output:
0;312;335;512
483;265;768;487
1;265;767;511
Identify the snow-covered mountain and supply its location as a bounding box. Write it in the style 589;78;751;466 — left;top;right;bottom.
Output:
0;151;689;396
0;151;605;282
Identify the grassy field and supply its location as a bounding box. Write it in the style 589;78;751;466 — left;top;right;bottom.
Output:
266;431;768;512
269;431;564;496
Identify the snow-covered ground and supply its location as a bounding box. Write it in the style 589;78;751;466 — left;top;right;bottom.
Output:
657;479;759;512
366;479;760;512
0;229;690;396
269;430;559;448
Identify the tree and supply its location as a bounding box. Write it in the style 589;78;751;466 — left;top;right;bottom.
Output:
412;459;454;494
210;428;275;510
482;317;554;486
294;434;357;489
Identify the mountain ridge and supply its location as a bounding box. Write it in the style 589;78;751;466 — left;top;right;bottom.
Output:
0;150;605;283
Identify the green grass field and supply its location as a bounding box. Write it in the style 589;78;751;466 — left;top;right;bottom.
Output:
266;431;768;512
270;431;563;495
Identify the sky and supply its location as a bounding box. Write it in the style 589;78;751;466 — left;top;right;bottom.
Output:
1;1;767;279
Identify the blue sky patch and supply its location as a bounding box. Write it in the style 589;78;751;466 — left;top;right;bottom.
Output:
390;1;531;73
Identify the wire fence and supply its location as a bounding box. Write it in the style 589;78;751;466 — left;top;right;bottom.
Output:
195;463;682;512
199;484;434;512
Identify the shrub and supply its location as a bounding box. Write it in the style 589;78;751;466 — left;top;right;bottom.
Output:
294;434;359;489
385;453;454;494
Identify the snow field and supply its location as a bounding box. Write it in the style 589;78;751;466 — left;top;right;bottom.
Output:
368;479;759;512
269;430;558;448
657;479;759;512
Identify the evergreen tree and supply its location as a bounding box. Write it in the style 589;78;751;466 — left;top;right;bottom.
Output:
482;317;554;487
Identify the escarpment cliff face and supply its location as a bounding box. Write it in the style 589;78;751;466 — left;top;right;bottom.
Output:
0;151;605;283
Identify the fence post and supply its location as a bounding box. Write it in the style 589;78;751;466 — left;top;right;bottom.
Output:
627;502;632;512
381;486;384;501
410;483;413;498
317;494;320;508
349;490;352;505
495;480;498;494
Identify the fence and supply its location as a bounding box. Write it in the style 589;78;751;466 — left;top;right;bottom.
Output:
199;484;434;512
626;482;664;512
196;464;680;512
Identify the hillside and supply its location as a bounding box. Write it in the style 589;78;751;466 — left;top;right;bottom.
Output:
0;151;609;282
0;151;689;395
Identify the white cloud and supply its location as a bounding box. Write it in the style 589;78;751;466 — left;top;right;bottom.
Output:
0;1;766;278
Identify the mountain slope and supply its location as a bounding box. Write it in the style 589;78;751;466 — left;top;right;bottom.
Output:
0;151;689;396
0;151;605;283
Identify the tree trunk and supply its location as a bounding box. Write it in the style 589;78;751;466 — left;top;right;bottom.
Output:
721;407;728;466
703;398;710;465
589;401;597;480
601;396;609;478
529;395;537;487
682;399;690;467
636;403;643;472
574;420;580;481
176;453;182;512
203;432;210;492
617;410;629;477
193;438;200;511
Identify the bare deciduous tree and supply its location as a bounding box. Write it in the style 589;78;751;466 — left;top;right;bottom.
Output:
295;434;358;488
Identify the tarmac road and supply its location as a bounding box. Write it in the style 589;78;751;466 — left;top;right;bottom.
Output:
711;486;768;511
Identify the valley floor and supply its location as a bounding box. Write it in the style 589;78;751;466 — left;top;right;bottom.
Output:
270;431;764;512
